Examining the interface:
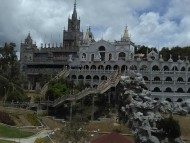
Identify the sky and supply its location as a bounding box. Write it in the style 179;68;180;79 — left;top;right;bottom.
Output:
0;0;190;52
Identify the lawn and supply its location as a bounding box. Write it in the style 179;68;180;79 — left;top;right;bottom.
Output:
0;124;34;138
0;140;15;143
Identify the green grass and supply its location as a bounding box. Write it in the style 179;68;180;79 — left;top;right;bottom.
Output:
0;124;34;138
0;140;16;143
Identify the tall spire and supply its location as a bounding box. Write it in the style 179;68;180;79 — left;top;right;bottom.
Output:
72;0;77;19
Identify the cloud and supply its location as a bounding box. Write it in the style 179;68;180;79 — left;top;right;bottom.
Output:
0;0;190;53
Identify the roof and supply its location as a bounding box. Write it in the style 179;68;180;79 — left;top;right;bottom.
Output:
91;132;133;143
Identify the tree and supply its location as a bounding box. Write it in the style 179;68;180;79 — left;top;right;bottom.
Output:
0;43;28;102
61;116;89;143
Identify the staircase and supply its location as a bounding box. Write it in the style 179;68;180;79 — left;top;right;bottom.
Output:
40;68;70;98
52;70;123;107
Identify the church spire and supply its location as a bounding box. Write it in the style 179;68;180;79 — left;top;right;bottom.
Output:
121;25;130;42
72;0;77;20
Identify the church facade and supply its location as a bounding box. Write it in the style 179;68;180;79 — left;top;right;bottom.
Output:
20;1;190;102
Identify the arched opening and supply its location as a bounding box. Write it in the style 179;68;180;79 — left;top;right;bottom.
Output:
78;75;84;80
165;87;172;92
130;65;137;70
181;67;185;71
84;65;89;70
188;67;190;71
153;87;161;92
93;85;98;88
177;77;184;82
163;65;169;71
176;98;183;102
166;98;172;102
93;75;99;82
113;65;119;70
109;53;112;61
176;88;184;93
99;46;106;61
152;65;160;71
165;77;172;81
86;75;91;80
154;77;160;81
140;65;147;71
188;77;190;82
72;75;76;79
91;54;94;61
98;65;104;70
82;53;86;59
143;76;149;81
118;52;126;61
154;98;159;101
101;75;107;80
172;66;178;71
105;65;112;70
188;88;190;93
91;65;96;70
121;65;127;71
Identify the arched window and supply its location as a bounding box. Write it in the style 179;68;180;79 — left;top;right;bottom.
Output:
172;66;178;71
188;67;190;71
84;65;89;70
78;75;84;80
140;65;147;71
118;52;126;61
109;53;112;61
166;98;172;102
105;65;112;70
177;77;184;82
91;65;96;70
152;65;160;71
72;75;76;79
163;65;169;71
93;85;98;88
181;67;185;71
154;98;159;101
165;77;172;81
154;77;160;81
121;65;127;71
130;65;137;70
93;75;99;82
153;87;161;92
98;65;104;70
99;46;106;61
101;75;107;80
188;78;190;82
165;87;172;92
176;98;183;102
113;65;119;70
188;88;190;93
176;88;184;93
82;53;86;59
86;75;91;80
143;76;149;81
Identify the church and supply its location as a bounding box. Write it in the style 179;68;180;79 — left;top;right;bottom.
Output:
20;0;190;102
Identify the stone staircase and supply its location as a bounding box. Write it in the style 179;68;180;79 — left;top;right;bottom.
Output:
52;70;123;107
40;68;70;98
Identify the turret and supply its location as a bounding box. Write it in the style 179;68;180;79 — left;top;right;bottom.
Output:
121;26;130;42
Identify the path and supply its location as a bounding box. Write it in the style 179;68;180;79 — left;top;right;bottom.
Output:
0;129;52;143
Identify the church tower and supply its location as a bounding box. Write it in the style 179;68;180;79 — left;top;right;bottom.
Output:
63;0;83;51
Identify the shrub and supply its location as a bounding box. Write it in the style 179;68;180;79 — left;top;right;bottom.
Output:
0;111;15;126
26;113;41;126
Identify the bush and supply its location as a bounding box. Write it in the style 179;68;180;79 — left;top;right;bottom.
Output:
0;111;15;126
26;113;41;126
157;115;181;141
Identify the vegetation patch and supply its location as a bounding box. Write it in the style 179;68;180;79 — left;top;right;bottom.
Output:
0;111;15;126
26;113;41;126
0;124;34;138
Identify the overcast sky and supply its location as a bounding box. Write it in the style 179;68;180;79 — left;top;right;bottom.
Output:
0;0;190;52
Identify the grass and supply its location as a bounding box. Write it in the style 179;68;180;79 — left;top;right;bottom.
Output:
0;140;16;143
0;124;34;138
